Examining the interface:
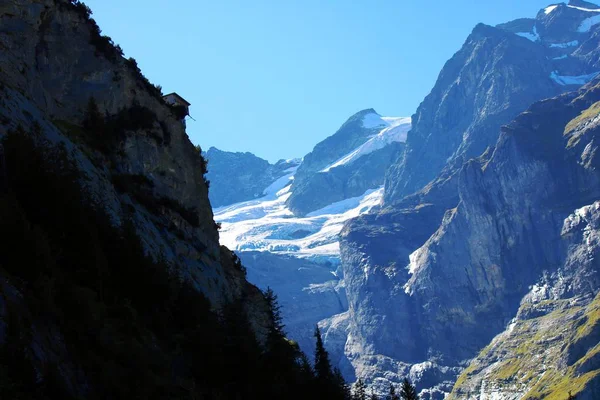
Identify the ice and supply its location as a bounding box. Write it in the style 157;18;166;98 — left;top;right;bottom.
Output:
567;4;600;13
215;179;384;263
549;40;579;48
550;70;600;85
516;25;540;42
578;13;600;32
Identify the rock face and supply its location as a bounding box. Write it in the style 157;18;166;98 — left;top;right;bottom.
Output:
0;0;273;395
0;0;256;303
239;252;348;362
287;109;410;216
384;2;600;203
204;147;299;208
449;88;600;399
340;2;600;397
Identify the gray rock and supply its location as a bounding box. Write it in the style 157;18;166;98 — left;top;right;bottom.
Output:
205;147;299;208
340;3;600;395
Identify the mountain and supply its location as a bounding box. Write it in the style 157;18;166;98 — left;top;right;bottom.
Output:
385;1;600;203
0;1;349;399
287;109;411;216
339;1;600;398
210;110;409;371
204;147;300;208
207;3;600;397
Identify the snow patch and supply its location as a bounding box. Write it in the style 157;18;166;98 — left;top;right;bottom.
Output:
567;4;600;13
516;25;540;42
545;5;559;14
553;54;569;60
262;166;298;197
361;113;388;129
549;40;579;48
321;117;411;172
578;13;600;32
550;70;600;85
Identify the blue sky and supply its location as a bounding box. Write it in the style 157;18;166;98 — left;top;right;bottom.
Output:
85;0;556;162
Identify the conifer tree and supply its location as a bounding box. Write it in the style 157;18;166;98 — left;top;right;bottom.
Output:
370;389;379;400
264;287;285;340
353;378;367;400
314;326;333;381
388;383;400;400
333;367;351;400
399;377;418;400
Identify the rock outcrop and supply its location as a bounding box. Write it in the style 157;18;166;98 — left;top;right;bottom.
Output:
0;0;274;396
340;2;600;396
287;109;410;216
204;147;299;208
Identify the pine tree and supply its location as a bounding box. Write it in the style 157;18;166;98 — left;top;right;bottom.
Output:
264;287;285;340
399;377;418;400
388;383;400;400
333;367;351;400
567;391;575;400
314;326;333;381
370;389;379;400
353;378;367;400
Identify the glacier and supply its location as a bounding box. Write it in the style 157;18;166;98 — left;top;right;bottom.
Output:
213;112;408;375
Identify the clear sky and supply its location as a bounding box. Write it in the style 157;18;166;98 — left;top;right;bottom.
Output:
84;0;558;162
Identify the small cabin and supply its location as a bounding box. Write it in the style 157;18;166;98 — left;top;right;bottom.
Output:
163;92;191;125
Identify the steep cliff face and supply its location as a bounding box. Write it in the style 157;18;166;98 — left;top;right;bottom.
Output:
449;88;600;399
340;2;600;396
341;77;600;396
385;2;600;203
0;0;248;303
0;1;278;397
450;203;600;400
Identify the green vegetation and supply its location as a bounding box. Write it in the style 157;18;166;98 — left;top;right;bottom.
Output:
565;100;600;147
399;378;418;400
0;127;350;399
451;296;600;400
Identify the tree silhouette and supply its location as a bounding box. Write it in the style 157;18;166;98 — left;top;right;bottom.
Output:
388;382;400;400
400;377;418;400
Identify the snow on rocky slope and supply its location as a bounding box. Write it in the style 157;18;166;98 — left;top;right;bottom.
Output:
215;113;408;267
212;112;408;371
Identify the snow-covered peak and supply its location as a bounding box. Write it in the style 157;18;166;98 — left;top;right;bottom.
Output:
361;112;389;129
545;4;559;14
321;116;411;173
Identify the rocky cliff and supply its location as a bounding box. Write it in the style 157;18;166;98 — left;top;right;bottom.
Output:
446;80;600;400
0;0;283;397
384;2;600;203
204;147;299;208
0;0;259;305
340;2;600;398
